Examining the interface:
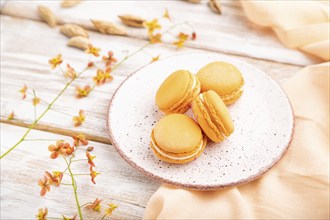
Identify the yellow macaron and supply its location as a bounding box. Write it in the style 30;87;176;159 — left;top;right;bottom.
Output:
150;114;207;164
196;61;244;105
156;70;201;114
192;90;234;143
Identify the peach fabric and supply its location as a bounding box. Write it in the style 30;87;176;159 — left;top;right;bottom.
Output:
143;1;330;219
241;0;329;60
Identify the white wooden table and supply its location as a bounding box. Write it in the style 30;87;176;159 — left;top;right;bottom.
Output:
0;1;318;219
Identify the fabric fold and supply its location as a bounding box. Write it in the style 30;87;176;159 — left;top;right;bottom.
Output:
241;0;330;60
143;1;330;219
144;63;330;219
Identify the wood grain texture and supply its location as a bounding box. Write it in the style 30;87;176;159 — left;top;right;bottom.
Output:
0;0;320;66
0;15;301;145
0;0;306;218
0;123;160;219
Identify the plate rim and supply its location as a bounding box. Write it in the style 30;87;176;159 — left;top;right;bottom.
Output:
106;52;295;190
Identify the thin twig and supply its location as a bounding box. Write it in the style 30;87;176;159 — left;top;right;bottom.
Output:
0;67;88;159
71;159;87;163
64;156;83;220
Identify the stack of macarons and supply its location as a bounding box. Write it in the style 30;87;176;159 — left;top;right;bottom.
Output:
151;61;244;164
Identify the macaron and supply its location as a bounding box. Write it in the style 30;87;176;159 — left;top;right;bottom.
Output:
150;114;207;164
196;61;244;105
156;70;201;114
192;90;234;143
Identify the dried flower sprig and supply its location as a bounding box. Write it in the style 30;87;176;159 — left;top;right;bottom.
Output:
0;44;126;158
143;9;195;48
3;8;196;220
37;134;115;219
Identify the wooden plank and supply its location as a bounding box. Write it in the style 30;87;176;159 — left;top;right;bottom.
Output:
0;0;7;8
0;123;160;219
0;0;320;66
0;15;302;144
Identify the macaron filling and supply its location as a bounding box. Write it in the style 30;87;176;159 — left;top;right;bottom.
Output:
221;86;244;104
202;94;231;137
198;94;226;141
151;133;205;161
165;74;200;114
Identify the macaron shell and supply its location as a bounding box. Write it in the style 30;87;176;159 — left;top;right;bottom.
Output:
192;97;225;143
150;136;207;164
197;61;244;103
221;88;244;105
164;75;201;114
204;90;234;135
153;114;203;153
156;70;191;112
169;77;201;114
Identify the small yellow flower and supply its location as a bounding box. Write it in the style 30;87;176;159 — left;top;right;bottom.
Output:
93;69;113;86
7;111;14;120
173;32;189;48
65;64;77;79
48;140;67;159
48;54;63;69
93;69;105;86
32;97;40;106
105;203;118;216
149;33;162;44
143;19;161;34
85;44;101;57
85;198;102;212
19;84;27;99
102;51;117;67
36;207;48;220
151;55;160;63
72;133;89;146
163;8;171;20
45;171;63;187
86;151;96;168
75;85;91;98
72;110;86;127
38;176;50;196
90;168;100;184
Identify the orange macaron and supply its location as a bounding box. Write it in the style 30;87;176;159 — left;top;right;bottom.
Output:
197;61;244;105
192;90;234;143
156;70;201;114
150;114;207;164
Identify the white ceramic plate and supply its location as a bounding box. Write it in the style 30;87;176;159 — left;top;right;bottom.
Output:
107;53;294;190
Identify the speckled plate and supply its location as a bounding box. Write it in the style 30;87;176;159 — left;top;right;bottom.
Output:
107;53;294;190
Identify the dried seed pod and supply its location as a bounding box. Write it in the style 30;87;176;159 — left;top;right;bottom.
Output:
91;19;128;36
208;0;222;14
60;24;89;38
61;0;81;8
38;5;57;27
67;36;91;50
118;14;146;28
